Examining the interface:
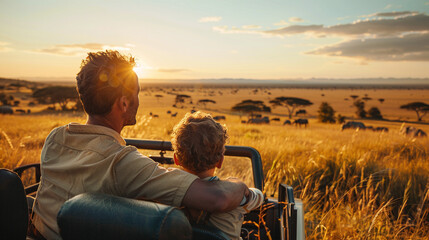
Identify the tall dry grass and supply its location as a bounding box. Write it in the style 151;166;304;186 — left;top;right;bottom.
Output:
1;108;428;239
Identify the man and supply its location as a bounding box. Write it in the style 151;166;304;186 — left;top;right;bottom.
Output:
31;50;249;239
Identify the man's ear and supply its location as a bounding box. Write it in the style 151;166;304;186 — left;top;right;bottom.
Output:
216;156;224;169
118;96;129;112
173;153;181;166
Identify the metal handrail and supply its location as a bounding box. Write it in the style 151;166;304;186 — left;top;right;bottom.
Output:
125;138;265;191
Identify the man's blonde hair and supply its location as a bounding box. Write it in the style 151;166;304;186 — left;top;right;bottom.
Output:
171;111;228;173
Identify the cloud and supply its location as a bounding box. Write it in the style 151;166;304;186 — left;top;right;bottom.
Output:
289;17;304;23
274;20;288;26
337;16;350;21
384;4;393;9
213;26;263;35
373;11;418;17
361;11;418;18
306;32;429;61
0;42;13;52
242;25;262;29
157;68;189;73
34;43;131;56
264;13;429;37
199;17;222;23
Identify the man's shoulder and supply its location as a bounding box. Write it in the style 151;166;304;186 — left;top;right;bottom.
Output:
44;124;68;143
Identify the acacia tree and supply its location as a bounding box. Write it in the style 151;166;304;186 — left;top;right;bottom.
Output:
154;94;163;102
269;97;313;119
318;102;335;123
231;100;271;119
368;107;383;119
353;99;366;118
197;99;216;109
400;102;429;121
32;86;79;110
174;94;192;108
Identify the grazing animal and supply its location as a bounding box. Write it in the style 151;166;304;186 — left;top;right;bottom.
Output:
374;127;389;132
342;121;366;130
152;114;159;118
213;116;226;121
293;118;308;127
241;120;247;124
171;112;178;117
167;110;171;114
271;118;280;122
15;109;26;113
248;117;269;124
400;126;427;137
0;106;13;114
283;120;291;125
295;109;307;116
190;109;196;114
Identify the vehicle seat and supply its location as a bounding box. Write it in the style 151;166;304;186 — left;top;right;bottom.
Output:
57;193;230;240
0;168;29;240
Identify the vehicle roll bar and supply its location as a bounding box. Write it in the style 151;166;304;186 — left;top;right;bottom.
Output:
125;139;265;191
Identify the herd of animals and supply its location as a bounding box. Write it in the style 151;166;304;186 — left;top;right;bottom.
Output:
1;105;427;137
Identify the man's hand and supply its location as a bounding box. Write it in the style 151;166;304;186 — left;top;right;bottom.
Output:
182;178;249;213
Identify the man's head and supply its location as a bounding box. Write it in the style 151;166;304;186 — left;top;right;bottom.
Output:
76;50;139;126
171;111;228;173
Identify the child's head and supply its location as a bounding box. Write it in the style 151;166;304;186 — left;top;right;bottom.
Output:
171;111;228;174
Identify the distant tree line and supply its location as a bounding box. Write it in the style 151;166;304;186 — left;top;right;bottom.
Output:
32;86;82;111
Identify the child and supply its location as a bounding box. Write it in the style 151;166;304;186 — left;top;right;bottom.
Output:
171;111;264;240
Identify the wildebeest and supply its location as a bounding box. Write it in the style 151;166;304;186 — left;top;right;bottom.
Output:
283;120;291;125
374;127;389;132
167;110;171;114
400;126;427;137
293;118;308;127
15;109;26;113
152;114;159;118
271;118;280;122
248;117;269;124
190;109;196;114
342;121;366;130
295;109;307;116
171;112;178;117
0;106;13;114
213;116;226;121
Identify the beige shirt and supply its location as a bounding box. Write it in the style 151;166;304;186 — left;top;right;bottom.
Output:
32;123;198;240
203;177;264;240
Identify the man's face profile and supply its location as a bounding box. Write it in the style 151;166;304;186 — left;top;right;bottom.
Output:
124;74;140;126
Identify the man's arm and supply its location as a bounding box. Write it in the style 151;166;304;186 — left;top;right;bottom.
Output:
182;178;250;213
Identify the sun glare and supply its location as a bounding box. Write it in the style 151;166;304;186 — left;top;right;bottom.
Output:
133;61;154;78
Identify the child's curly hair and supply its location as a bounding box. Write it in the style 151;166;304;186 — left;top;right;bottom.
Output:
171;111;228;173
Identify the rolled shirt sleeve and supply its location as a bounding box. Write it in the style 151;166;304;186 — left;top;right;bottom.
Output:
114;149;198;207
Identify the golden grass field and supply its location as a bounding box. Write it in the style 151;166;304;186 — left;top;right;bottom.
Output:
1;84;429;239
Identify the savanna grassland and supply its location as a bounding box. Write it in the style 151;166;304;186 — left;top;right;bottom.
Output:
1;82;429;239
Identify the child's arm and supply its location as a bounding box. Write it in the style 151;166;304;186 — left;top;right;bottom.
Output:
241;188;264;212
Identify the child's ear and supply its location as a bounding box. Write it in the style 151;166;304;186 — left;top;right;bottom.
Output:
216;156;224;169
173;153;181;166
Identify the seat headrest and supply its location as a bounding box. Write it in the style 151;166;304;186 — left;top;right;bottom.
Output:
57;193;192;240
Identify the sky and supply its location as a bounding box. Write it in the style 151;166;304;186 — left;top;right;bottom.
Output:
1;0;429;81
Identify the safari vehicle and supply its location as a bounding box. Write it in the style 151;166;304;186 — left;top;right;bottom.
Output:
1;139;305;240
